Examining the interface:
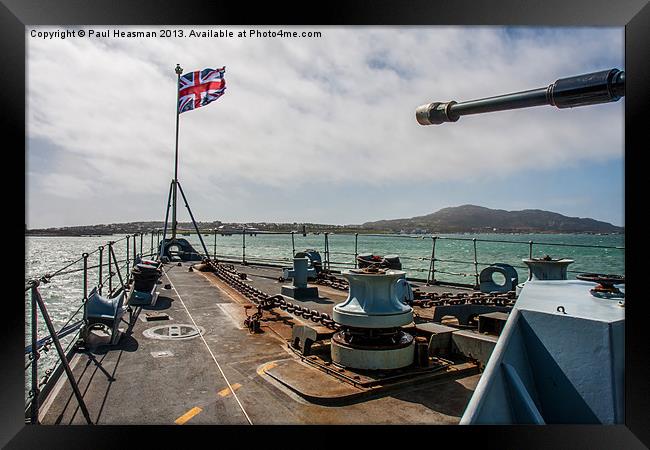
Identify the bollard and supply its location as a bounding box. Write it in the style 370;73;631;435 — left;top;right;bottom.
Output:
281;257;318;300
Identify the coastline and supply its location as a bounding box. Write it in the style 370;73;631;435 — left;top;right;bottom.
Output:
25;230;624;238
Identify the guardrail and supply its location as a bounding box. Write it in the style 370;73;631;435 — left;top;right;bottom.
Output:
189;228;624;288
24;231;161;424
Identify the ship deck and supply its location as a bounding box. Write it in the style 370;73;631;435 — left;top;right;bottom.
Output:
38;262;481;425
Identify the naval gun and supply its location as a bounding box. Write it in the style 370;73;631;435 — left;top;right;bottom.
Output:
415;68;624;125
415;69;627;425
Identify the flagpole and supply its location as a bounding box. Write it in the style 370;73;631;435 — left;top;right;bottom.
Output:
172;63;183;240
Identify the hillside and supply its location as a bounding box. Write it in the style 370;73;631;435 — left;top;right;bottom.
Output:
361;205;623;234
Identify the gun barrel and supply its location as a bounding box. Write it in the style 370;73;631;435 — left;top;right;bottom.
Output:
416;68;625;125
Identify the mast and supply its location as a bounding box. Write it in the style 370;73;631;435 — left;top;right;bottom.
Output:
171;63;183;239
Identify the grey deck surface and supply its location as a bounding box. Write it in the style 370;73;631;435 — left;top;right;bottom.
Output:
39;262;479;425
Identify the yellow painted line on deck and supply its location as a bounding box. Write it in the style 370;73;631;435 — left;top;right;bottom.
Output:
165;271;253;425
174;406;203;425
257;362;278;376
218;383;242;397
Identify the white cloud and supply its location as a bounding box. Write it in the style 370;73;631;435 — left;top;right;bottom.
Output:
38;172;95;199
26;26;624;227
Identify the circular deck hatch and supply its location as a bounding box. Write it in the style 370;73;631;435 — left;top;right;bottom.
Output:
143;324;205;340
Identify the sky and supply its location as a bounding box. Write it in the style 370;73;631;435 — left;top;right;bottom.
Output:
26;26;625;229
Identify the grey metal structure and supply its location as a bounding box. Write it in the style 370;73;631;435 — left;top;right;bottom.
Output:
416;68;625;125
523;257;574;281
81;288;126;346
281;257;319;299
331;268;415;370
479;263;518;293
460;278;624;424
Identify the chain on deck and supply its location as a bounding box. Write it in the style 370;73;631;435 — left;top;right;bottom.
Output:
208;261;516;333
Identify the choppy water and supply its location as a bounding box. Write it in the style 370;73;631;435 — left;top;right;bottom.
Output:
24;231;624;399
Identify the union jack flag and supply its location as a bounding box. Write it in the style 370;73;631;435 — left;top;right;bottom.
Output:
178;67;226;113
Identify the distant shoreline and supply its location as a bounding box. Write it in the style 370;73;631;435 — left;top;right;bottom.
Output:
26;233;117;237
25;230;623;237
24;205;623;238
23;206;624;238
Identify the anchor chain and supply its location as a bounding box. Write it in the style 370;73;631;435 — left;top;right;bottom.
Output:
410;290;516;308
314;271;349;291
312;269;516;306
208;262;516;331
210;262;340;331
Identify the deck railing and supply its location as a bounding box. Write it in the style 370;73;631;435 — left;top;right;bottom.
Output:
193;228;624;288
24;231;161;424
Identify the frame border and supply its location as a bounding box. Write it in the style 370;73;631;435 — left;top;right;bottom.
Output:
6;0;649;447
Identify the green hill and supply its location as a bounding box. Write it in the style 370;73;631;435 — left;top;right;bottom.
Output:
361;205;623;234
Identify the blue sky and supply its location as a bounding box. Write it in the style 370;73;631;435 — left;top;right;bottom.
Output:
26;26;624;228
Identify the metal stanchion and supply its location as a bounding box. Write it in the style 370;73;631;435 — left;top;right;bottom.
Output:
32;285;93;424
126;235;130;274
98;246;104;295
29;282;39;424
473;238;479;289
427;236;437;285
82;253;89;302
108;242;113;293
242;228;246;264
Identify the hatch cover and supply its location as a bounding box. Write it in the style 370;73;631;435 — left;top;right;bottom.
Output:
143;324;205;340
